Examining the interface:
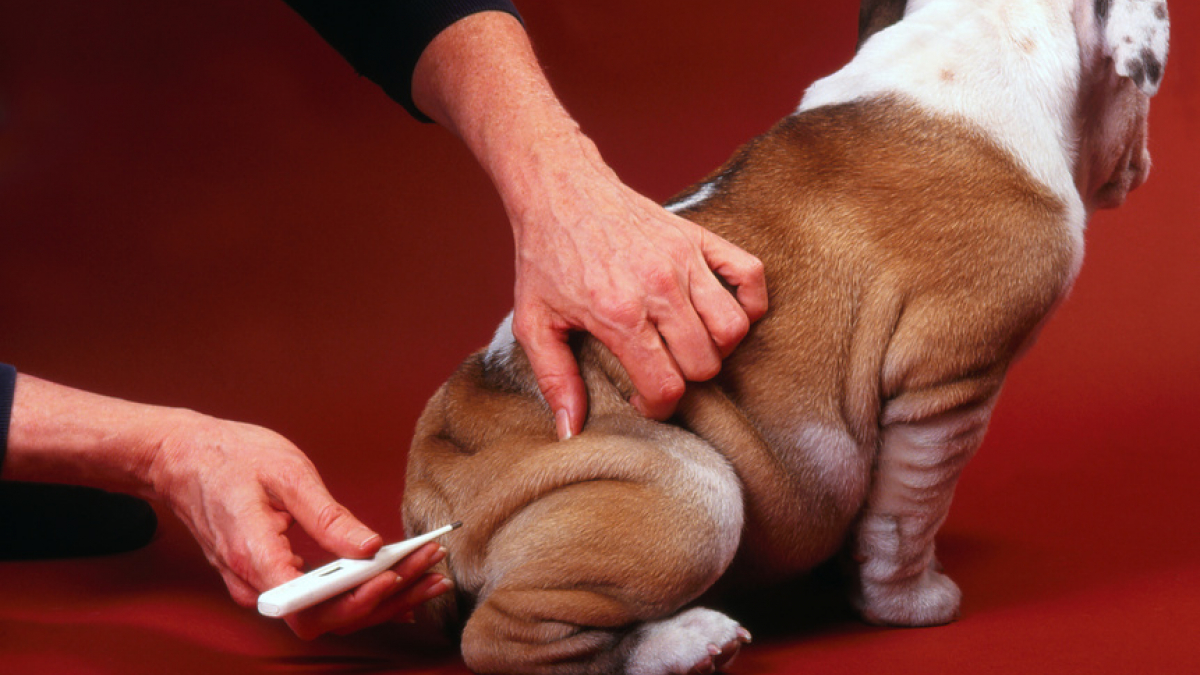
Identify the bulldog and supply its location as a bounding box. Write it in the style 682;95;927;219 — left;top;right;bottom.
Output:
402;1;1170;673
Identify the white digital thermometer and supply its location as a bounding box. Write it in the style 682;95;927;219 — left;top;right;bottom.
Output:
258;521;462;618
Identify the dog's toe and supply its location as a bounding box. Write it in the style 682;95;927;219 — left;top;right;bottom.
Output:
709;628;752;672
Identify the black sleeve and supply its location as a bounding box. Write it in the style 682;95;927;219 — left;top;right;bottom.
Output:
0;363;16;473
282;0;523;122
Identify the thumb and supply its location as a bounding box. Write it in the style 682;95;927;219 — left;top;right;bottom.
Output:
277;474;382;560
516;318;587;440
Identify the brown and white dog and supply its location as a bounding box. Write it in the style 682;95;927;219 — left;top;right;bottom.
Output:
403;1;1170;673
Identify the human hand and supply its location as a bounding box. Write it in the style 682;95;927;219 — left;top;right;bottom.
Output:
148;413;452;638
410;12;767;439
507;135;768;438
6;375;452;638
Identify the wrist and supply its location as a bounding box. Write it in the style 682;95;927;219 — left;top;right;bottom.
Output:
490;122;609;235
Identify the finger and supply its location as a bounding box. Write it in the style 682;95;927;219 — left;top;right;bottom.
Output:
650;296;724;382
286;571;406;640
634;257;725;381
288;568;455;639
699;229;768;323
595;322;686;421
390;542;446;579
272;474;382;560
334;574;456;636
243;545;308;594
218;496;306;592
220;569;263;608
280;544;444;639
513;314;588;440
267;508;296;533
687;271;752;359
210;507;299;600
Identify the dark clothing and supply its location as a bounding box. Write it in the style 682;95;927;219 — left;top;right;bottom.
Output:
283;0;522;122
0;363;15;471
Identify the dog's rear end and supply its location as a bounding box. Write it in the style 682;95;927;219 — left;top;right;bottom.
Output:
404;2;1169;673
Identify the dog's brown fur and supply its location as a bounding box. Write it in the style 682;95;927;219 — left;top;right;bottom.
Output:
404;98;1071;673
402;0;1168;671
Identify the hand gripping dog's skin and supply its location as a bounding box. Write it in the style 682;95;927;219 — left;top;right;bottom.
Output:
404;1;1169;673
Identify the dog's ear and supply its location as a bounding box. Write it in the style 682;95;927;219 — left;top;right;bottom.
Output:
857;0;907;51
1076;0;1170;210
1095;0;1170;96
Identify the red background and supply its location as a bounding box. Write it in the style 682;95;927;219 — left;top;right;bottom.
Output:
2;1;1198;672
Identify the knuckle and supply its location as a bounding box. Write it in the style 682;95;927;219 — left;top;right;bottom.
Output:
743;254;766;279
274;457;318;486
231;590;258;609
689;355;722;382
672;340;721;382
712;311;751;349
654;373;687;406
510;310;539;344
315;501;354;534
592;295;647;333
223;549;257;589
640;265;683;297
226;582;258;608
534;370;576;402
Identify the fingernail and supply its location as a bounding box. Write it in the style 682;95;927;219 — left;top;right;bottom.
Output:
425;577;454;600
629;395;651;419
555;408;573;440
430;545;447;565
357;530;382;550
381;575;406;598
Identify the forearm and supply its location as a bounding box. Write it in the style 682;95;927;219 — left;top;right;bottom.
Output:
3;373;182;498
411;12;607;240
283;0;520;121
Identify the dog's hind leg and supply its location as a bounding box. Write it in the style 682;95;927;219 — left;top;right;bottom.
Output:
459;428;747;675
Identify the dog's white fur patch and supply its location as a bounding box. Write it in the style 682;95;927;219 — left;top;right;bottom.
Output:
626;608;744;675
787;422;871;514
1106;0;1170;96
665;180;718;213
799;0;1085;223
484;311;517;369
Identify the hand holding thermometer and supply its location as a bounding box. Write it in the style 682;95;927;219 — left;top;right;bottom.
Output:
258;521;462;618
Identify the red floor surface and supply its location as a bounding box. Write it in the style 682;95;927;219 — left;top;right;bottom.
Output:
2;1;1198;673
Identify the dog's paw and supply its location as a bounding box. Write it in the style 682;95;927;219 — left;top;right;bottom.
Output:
855;567;962;627
626;607;752;675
